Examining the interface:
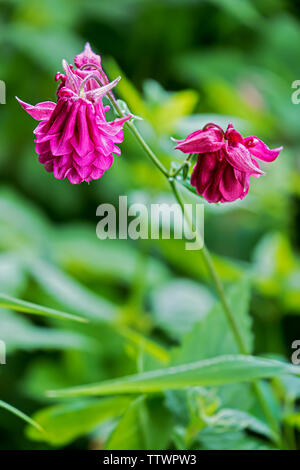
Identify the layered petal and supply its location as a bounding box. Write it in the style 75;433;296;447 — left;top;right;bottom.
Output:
73;43;109;89
225;123;244;145
16;97;56;121
218;163;245;202
224;142;264;176
61;60;82;94
174;126;224;154
74;42;102;69
182;121;282;203
30;95;128;184
243;136;282;162
191;153;248;203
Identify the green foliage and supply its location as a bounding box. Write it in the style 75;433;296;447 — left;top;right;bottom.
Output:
172;278;253;364
26;397;132;446
105;397;173;450
47;355;298;397
0;400;43;434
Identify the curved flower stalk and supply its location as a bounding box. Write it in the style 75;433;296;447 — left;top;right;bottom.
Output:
17;58;130;184
174;123;282;203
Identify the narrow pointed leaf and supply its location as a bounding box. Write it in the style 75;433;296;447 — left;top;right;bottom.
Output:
0;400;44;433
47;355;299;398
0;293;87;323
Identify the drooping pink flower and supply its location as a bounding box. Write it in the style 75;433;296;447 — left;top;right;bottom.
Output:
17;60;131;184
174;123;282;203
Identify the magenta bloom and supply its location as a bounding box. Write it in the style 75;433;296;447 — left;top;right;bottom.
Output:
17;55;130;184
174;123;282;203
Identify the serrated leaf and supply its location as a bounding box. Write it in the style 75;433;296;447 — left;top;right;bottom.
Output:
206;408;276;441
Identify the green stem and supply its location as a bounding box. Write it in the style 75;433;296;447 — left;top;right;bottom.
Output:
107;86;282;446
107;90;169;177
169;177;247;353
170;176;281;444
172;153;193;178
126;120;169;177
283;397;297;450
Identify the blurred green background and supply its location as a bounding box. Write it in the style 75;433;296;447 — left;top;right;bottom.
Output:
0;0;300;450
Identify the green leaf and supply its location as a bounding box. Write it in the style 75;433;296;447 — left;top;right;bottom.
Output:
285;412;300;430
0;253;26;296
26;397;132;446
210;0;261;27
53;225;169;288
26;258;169;364
106;397;145;450
0;293;87;323
150;279;214;339
205;408;275;441
252;232;296;296
172;278;253;364
119;326;170;365
276;374;300;401
0;400;44;434
196;428;274;451
0;188;50;251
27;258;116;322
106;396;173;450
152;89;198;135
47;355;298;398
156;238;245;283
0;309;93;353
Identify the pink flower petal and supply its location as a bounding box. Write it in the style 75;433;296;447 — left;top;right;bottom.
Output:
244;136;282;162
74;42;102;68
219;163;244;202
224;143;264;176
52;100;80;155
74;164;92;179
87;168;105;181
93;153;113;170
53;161;69;180
16;97;55;121
66;168;83;184
61;60;81;93
175;127;224;154
70;101;94;157
38;152;53;164
191;153;219;194
225;123;244;144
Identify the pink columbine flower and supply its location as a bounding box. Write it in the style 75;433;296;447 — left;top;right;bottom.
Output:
174;123;282;203
17;58;130;184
